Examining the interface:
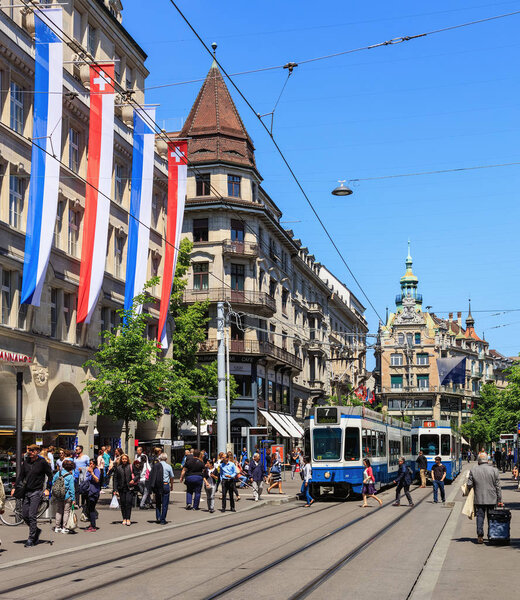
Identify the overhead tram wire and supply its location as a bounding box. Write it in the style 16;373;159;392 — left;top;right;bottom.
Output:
167;0;385;325
144;8;520;91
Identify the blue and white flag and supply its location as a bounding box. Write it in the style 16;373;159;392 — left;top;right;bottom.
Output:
21;8;63;306
437;357;466;385
124;107;156;313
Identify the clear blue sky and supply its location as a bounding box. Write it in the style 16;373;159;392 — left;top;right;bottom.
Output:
123;0;520;363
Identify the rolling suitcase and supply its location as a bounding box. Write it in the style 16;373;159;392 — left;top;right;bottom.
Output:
488;507;511;544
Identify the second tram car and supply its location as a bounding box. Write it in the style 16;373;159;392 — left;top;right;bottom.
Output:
411;420;462;481
305;406;415;498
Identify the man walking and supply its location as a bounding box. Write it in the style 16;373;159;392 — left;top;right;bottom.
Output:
500;448;507;473
431;456;446;503
494;448;502;471
220;455;237;512
249;453;266;501
12;444;53;547
392;457;413;507
416;450;428;488
467;454;503;544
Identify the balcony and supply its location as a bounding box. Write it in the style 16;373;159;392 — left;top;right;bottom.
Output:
222;239;259;257
395;293;423;304
307;302;325;318
198;338;302;370
183;288;276;316
309;380;326;393
307;339;326;355
382;386;438;394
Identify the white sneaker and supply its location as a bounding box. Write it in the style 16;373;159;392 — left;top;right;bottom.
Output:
54;527;62;533
80;514;88;522
61;528;70;534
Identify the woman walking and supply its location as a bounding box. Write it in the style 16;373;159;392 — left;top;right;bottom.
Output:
361;458;382;507
301;456;314;507
85;458;101;532
114;453;138;525
138;454;151;509
52;460;76;533
203;459;218;513
180;449;204;510
267;454;283;495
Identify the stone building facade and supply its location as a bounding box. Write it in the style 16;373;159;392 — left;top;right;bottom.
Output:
172;62;368;450
375;246;513;426
0;1;170;455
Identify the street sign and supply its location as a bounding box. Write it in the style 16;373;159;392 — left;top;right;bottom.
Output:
241;427;269;437
172;440;184;448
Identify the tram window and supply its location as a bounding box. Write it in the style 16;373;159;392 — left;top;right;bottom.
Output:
370;432;377;457
441;434;451;455
403;436;411;454
389;440;401;466
313;428;342;461
378;432;386;457
412;434;418;455
420;434;439;456
344;428;360;461
304;428;311;458
362;429;369;458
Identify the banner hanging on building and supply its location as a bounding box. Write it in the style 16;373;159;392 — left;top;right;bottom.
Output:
158;140;187;348
21;8;63;306
124;107;156;313
77;64;115;323
437;356;466;385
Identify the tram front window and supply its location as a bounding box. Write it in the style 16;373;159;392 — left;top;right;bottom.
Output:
420;434;439;456
344;427;360;461
313;428;342;461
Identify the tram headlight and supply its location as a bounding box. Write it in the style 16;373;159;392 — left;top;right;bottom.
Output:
324;471;331;479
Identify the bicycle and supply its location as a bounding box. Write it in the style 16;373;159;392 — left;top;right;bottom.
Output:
0;495;50;526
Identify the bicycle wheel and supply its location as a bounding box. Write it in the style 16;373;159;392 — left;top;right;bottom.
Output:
0;496;24;526
36;498;50;518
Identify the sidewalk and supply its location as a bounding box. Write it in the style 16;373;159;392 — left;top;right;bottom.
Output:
412;466;519;599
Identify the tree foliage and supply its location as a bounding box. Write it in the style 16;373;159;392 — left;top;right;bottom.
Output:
461;358;520;447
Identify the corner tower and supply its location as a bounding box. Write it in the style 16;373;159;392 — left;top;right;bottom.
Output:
396;241;422;310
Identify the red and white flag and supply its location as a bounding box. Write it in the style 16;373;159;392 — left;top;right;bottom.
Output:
77;64;115;324
158;140;187;348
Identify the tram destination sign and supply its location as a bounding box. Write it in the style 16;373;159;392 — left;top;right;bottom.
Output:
316;407;339;424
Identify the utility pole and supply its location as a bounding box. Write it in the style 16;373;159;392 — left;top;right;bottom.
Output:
225;325;232;453
217;302;227;453
16;372;23;477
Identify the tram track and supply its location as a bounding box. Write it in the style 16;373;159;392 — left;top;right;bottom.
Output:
204;485;430;600
0;501;341;597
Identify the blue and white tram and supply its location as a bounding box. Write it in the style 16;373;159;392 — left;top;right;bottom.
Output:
411;420;462;481
305;406;415;498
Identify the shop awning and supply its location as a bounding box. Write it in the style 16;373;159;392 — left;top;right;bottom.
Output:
275;413;303;439
258;409;292;438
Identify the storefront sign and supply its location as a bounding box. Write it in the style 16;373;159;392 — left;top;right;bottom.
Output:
159;438;172;446
172;440;184;448
230;363;252;375
0;350;32;364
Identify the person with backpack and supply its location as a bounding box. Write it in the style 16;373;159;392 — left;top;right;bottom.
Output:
392;457;414;507
52;459;76;533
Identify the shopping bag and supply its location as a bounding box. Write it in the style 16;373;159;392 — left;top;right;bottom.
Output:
66;506;78;531
461;488;475;519
110;494;120;509
460;471;470;496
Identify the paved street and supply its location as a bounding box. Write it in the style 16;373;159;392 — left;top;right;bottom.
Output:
0;466;517;599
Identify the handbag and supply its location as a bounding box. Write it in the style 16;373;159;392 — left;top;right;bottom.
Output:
66;505;78;531
270;463;281;474
79;478;90;495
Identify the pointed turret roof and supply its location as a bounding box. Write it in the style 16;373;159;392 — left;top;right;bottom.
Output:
400;241;418;285
180;63;257;171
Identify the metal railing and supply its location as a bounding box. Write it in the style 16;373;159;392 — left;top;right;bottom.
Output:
183;288;276;313
222;239;259;256
198;338;302;370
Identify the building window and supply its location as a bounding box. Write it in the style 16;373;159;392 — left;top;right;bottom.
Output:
63;292;73;335
258;269;264;291
87;23;96;56
269;278;277;299
227;174;241;197
68;209;80;256
73;9;82;42
282;288;289;315
391;375;403;389
54;200;64;248
10;82;24;133
231;219;244;242
125;66;133;90
269;238;278;262
397;333;404;345
193;262;209;290
251;181;258;202
114;54;122;83
406;333;413;347
50;288;58;338
231;263;245;291
114;235;124;278
1;271;11;325
151;194;160;229
195;173;210;196
69;128;80;172
417;353;429;365
18;281;28;330
115;164;124;203
9;175;24;230
193;218;208;242
414;332;421;345
390;353;403;366
151;255;160;295
417;375;429;389
101;307;117;335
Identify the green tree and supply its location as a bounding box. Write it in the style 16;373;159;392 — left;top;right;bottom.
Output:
83;283;176;453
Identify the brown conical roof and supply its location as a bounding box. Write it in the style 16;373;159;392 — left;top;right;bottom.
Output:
180;62;257;170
